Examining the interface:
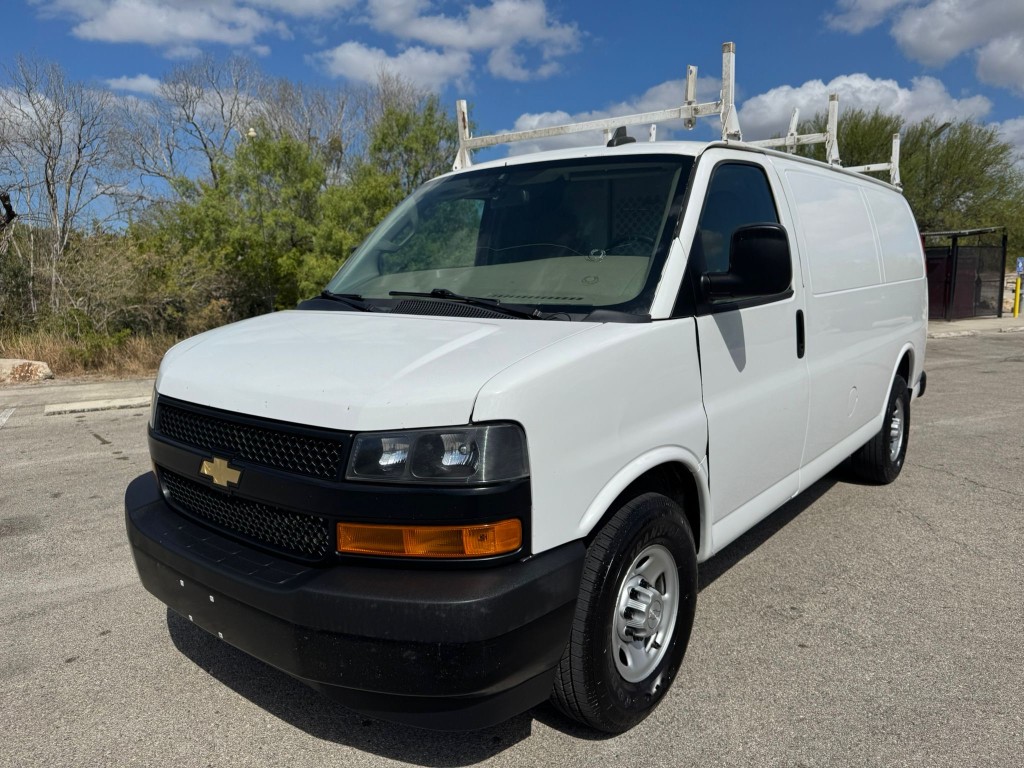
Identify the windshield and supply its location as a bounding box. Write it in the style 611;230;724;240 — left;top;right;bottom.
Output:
326;155;693;318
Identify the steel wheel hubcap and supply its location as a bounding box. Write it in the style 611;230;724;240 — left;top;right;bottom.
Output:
888;398;905;462
612;544;679;683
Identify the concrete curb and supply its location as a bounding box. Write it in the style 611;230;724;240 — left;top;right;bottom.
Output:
998;326;1024;333
44;396;152;416
928;330;978;339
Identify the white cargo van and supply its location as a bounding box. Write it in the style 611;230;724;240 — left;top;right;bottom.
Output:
125;48;927;733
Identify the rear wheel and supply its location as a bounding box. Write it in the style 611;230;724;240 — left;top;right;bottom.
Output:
551;492;697;733
852;374;910;484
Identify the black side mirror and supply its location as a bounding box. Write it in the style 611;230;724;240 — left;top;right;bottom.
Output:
701;223;792;299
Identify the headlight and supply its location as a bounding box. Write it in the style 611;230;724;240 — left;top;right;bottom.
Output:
346;423;529;484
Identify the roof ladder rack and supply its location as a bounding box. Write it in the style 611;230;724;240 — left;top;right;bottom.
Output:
452;41;903;188
747;94;842;166
847;133;902;187
747;93;902;187
453;42;744;170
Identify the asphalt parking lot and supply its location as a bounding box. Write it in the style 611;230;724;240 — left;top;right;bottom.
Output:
1;331;1022;767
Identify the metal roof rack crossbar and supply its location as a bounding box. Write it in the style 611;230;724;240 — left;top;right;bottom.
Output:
453;42;743;170
451;42;903;188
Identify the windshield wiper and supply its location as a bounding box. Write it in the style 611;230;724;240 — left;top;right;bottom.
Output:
389;288;545;320
319;290;376;312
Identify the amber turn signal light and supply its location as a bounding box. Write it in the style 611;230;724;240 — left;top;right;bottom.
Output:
337;519;522;558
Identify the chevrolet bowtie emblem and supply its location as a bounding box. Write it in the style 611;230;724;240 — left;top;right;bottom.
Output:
200;456;242;488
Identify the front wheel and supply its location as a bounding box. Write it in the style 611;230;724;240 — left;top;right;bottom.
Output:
851;374;910;484
551;492;697;733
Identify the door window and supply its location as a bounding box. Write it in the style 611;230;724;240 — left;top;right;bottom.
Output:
695;163;780;274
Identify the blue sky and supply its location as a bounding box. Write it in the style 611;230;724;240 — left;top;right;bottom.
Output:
7;0;1024;155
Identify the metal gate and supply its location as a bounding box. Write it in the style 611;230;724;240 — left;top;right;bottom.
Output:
923;227;1008;321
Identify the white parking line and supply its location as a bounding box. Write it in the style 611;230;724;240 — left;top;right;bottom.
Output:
44;397;151;416
0;407;15;429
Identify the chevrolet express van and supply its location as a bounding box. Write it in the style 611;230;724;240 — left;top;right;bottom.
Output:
126;130;927;733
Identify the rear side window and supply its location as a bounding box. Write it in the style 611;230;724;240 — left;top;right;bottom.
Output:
695;163;780;274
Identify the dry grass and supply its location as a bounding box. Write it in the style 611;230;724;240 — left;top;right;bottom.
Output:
0;331;177;379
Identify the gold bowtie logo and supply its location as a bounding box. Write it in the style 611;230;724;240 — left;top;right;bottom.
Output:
200;456;242;488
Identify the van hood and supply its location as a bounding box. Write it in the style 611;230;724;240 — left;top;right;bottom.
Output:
156;310;597;431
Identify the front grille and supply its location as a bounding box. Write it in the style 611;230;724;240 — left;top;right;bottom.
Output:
157;401;345;480
162;470;331;560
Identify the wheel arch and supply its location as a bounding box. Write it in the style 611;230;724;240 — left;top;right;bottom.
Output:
859;344;916;434
576;448;711;560
894;344;913;390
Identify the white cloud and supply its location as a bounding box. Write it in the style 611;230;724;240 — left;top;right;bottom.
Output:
826;0;915;34
33;0;584;86
827;1;1024;93
994;116;1024;159
487;47;530;81
975;36;1024;94
363;0;579;81
32;0;288;53
247;0;356;15
105;73;162;94
738;74;992;140
164;44;205;60
368;0;578;52
312;41;470;91
891;1;1024;67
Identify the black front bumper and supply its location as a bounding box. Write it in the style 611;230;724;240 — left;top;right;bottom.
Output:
125;473;584;730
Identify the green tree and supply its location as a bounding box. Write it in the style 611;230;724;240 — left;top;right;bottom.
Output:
316;163;403;265
798;109;1024;256
316;91;461;272
136;130;331;322
365;96;458;197
228;129;331;311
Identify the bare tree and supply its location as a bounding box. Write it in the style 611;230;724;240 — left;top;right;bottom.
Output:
256;78;350;185
0;57;121;314
114;55;262;197
346;69;425;168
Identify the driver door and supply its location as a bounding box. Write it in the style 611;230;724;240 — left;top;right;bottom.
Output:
688;155;810;541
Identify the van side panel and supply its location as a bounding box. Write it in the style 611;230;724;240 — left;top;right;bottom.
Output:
471;319;708;556
780;166;925;473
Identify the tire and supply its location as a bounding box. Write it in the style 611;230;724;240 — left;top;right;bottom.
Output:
551;492;698;733
852;374;910;484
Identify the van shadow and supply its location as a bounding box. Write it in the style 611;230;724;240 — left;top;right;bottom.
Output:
697;470;843;591
166;609;533;765
166;468;848;759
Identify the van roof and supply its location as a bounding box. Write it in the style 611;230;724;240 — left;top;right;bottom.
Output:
446;139;903;191
447;140;706;173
